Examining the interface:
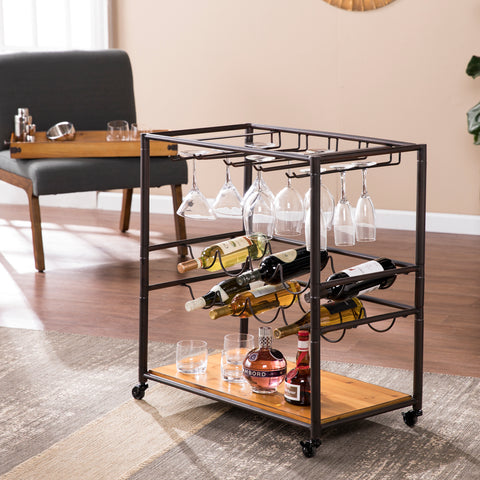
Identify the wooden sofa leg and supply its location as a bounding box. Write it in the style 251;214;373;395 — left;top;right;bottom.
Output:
28;194;45;272
120;188;133;232
170;184;188;257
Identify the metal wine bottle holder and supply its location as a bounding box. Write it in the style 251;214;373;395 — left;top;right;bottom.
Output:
133;123;426;458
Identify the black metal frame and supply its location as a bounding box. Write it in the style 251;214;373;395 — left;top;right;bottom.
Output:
136;123;426;455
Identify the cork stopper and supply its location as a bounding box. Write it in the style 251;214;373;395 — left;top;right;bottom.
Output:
185;297;206;312
177;258;200;273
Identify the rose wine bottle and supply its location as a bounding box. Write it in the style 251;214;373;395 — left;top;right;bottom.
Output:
209;280;302;319
235;247;328;286
243;326;287;394
177;233;268;273
273;297;365;339
284;330;311;406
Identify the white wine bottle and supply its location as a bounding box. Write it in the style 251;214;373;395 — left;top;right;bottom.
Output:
273;297;365;339
209;281;302;319
177;233;268;273
185;279;264;312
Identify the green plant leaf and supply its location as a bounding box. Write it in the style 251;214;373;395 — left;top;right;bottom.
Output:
466;55;480;78
467;102;480;144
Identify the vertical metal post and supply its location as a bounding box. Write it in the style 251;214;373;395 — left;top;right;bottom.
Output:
138;133;151;385
243;125;254;196
413;144;427;412
309;157;323;442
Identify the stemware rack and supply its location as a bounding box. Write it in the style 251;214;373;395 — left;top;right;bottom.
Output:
132;123;426;458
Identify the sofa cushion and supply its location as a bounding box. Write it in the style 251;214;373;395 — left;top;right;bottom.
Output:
0;149;187;196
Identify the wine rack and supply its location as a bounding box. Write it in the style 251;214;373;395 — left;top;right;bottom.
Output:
132;123;426;458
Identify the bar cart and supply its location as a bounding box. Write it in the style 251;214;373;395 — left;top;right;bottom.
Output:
132;123;426;458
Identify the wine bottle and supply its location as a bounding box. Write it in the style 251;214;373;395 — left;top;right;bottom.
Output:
177;233;268;273
235;247;328;286
243;326;287;394
273;297;365;339
305;257;397;302
284;330;311;406
209;280;302;319
185;247;327;311
185;279;264;312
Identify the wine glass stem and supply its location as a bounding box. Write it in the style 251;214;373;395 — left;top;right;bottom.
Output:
192;159;198;190
362;168;368;196
225;163;231;183
340;171;347;201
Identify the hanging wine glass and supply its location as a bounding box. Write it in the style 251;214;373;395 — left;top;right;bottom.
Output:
355;164;376;242
242;155;275;207
176;159;216;220
242;164;275;238
333;170;355;246
304;203;327;251
304;183;335;232
274;163;304;236
213;161;243;218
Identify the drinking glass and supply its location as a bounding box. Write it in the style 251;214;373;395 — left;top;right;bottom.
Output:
355;166;376;242
213;163;243;218
176;340;208;374
221;333;254;383
106;120;129;141
176;159;216;220
333;171;355;246
274;166;304;236
243;186;275;238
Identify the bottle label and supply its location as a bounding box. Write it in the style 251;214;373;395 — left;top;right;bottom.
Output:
284;382;300;401
272;249;297;263
243;367;287;378
210;285;228;302
342;260;383;277
298;340;309;351
216;236;252;254
251;283;283;298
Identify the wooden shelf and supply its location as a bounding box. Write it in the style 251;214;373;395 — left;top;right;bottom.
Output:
9;130;177;159
150;353;412;426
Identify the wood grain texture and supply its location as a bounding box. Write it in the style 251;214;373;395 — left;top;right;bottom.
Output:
9;131;177;158
0;205;478;377
150;353;412;425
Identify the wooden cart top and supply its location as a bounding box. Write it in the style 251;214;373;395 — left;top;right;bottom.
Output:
9;130;177;159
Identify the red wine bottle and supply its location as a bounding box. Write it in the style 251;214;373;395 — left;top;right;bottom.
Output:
324;257;396;300
236;247;328;287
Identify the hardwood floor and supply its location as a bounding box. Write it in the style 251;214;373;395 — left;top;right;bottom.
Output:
0;204;479;377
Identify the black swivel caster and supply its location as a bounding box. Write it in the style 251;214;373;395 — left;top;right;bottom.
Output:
300;439;321;458
402;409;422;427
132;383;148;400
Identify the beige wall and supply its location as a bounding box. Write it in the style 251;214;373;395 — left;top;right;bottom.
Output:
112;0;480;216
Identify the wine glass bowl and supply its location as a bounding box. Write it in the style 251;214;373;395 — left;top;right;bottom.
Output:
213;163;243;218
355;166;376;242
176;159;216;220
243;189;275;238
333;171;355;246
274;184;304;236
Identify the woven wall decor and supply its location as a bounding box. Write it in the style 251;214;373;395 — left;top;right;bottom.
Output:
322;0;396;11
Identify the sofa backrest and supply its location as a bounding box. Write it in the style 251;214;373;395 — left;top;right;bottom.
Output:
0;49;136;149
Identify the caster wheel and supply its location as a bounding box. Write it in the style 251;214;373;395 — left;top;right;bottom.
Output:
132;383;148;400
402;409;421;427
300;439;321;458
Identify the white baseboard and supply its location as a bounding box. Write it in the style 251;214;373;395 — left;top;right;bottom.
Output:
1;187;478;235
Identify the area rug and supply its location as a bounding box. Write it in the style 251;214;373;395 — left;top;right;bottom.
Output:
0;327;478;480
